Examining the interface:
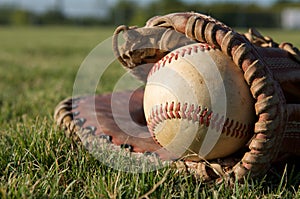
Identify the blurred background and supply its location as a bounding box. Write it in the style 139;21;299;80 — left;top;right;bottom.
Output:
1;1;300;198
0;0;300;29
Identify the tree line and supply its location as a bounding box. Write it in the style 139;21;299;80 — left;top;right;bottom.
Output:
0;0;299;27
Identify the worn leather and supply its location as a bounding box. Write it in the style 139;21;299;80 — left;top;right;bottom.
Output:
55;12;300;183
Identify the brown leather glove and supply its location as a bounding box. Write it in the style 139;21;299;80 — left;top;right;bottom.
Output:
55;12;300;183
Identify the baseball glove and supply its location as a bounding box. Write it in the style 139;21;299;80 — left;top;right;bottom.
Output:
54;12;300;184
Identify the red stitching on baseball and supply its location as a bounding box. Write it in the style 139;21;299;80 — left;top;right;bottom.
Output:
147;102;251;145
146;43;249;147
147;43;214;78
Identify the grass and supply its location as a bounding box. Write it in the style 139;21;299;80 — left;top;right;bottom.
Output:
0;25;299;198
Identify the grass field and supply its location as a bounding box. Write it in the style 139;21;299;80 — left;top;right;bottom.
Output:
0;26;299;198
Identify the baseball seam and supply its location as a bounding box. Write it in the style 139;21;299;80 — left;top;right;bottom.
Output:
147;43;214;78
146;43;252;146
147;101;252;145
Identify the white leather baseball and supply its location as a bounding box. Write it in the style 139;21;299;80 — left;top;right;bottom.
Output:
143;43;255;161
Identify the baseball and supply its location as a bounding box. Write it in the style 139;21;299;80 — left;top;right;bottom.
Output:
143;43;255;161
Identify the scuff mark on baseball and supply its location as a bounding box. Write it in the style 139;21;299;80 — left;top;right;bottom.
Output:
143;43;255;161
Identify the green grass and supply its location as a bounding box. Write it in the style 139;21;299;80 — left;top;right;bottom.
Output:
0;26;299;198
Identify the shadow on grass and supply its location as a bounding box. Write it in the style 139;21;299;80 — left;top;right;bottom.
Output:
265;156;300;189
